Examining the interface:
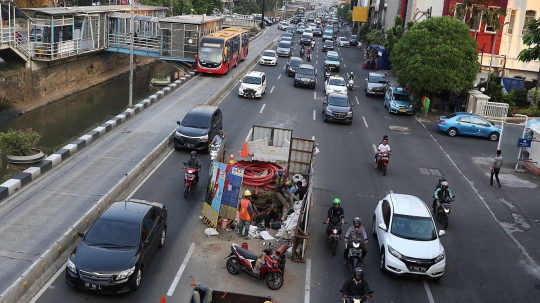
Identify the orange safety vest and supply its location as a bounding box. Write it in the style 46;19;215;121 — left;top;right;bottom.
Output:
239;199;252;221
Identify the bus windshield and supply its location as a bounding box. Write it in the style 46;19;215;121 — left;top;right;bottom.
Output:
199;40;224;64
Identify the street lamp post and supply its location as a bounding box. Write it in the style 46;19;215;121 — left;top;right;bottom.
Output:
486;21;510;90
128;0;134;108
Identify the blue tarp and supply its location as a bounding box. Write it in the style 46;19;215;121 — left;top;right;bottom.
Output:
369;44;391;69
501;77;524;93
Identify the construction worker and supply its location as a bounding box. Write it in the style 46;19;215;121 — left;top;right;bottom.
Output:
238;190;255;240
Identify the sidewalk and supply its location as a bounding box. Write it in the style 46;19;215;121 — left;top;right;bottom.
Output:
0;28;279;303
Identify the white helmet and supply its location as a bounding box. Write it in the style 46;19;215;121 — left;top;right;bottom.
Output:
350;72;354;75
441;181;448;187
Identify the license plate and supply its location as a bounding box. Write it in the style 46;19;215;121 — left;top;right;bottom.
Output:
410;266;427;273
84;283;103;291
186;144;194;148
399;109;407;113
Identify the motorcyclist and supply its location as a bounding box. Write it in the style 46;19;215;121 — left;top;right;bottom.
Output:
186;151;202;185
210;130;225;146
300;45;305;57
348;72;355;82
343;217;368;265
374;135;388;162
433;181;454;212
311;40;315;49
340;268;371;303
325;198;345;239
375;138;391;168
306;47;312;60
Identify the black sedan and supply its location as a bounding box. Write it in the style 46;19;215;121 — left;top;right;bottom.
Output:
322;93;354;124
66;200;168;294
323;40;334;52
349;35;359;46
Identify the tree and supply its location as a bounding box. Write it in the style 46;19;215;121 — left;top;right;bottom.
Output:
14;0;48;8
390;16;479;98
451;0;506;41
385;15;404;56
364;29;385;46
517;17;540;65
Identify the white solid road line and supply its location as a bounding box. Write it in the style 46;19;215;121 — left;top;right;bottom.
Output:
246;128;253;142
363;117;368;128
372;144;377;153
314;92;317;99
260;103;266;113
29;264;67;303
127;146;175;199
423;280;436;303
304;258;312;303
355;96;359;104
270;86;275;94
313;110;316;120
167;242;196;296
278;74;281;79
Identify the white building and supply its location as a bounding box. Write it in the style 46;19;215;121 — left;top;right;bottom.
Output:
499;0;540;79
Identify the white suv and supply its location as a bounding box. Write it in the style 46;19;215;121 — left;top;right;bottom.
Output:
372;193;446;279
238;71;267;99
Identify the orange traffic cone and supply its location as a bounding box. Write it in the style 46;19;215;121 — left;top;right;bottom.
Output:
229;152;235;164
241;141;249;157
160;295;166;303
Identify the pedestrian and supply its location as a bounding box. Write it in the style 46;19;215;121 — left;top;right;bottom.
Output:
491;150;503;188
422;95;431;119
190;276;213;303
441;91;449;112
238;190;255;239
454;95;463;112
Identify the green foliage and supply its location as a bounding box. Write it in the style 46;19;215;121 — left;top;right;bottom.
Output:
518;17;540;63
13;0;48;8
502;89;515;105
357;23;370;40
385;15;404;56
0;128;41;156
478;76;504;102
514;88;528;106
451;1;506;40
390;16;478;97
528;87;540;105
364;29;385;46
337;5;351;23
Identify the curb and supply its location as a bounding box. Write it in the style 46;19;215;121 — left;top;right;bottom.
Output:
0;29;273;303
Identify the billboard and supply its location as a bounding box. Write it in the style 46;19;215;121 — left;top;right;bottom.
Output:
352;6;368;22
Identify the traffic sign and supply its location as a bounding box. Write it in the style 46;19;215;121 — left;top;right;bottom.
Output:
518;138;532;148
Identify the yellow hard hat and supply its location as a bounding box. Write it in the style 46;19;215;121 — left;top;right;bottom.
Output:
244;189;252;197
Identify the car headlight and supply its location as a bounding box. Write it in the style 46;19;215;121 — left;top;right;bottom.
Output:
388;245;402;260
346;111;353;117
116;266;136;281
325;108;332;114
434;251;445;263
238;87;244;93
175;131;181;137
408;104;413;108
67;259;77;273
201;134;209;142
391;102;398;107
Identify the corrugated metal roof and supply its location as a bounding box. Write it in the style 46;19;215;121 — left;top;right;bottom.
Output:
159;14;221;24
23;5;166;16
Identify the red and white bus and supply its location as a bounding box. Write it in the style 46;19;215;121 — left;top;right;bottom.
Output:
196;28;249;74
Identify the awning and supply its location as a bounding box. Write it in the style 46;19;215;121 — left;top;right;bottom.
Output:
1;0;31;20
109;12;159;22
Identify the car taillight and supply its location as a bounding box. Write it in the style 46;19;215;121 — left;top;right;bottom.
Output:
439;119;445;124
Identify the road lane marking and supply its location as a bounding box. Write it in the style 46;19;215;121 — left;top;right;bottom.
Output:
246;128;253;142
260;103;266;113
167;242;196;296
363;117;368;128
372;144;377;153
270;86;275;94
278;74;281;79
29;263;67;303
312;136;315;140
343;64;346;68
283;65;286;69
389;190;393;194
355;96;359;104
423;280;436;303
313;110;316;120
314;92;317;99
304;258;312;303
316;61;318;64
127;146;175;199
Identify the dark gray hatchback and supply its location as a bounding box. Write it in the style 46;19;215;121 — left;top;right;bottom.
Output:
174;105;223;152
294;64;317;89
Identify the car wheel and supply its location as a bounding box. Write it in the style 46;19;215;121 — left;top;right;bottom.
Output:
132;267;142;291
158;229;166;248
380;249;387;273
447;127;458;137
294;81;297;87
488;132;499;141
371;216;377;237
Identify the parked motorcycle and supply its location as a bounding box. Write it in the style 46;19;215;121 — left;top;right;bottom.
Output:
307;53;312;62
376;152;389;176
182;163;198;199
325;218;344;256
225;243;287;290
342;291;374;303
435;196;455;229
346;238;364;273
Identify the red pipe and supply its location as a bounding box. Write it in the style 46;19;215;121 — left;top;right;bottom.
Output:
233;161;287;191
275;244;288;257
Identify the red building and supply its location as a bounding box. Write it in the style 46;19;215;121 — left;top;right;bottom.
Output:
442;0;509;56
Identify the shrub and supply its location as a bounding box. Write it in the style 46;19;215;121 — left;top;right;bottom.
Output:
0;128;41;156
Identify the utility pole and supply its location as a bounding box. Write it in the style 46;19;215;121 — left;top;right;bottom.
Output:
487;22;509;90
261;0;266;28
128;0;134;108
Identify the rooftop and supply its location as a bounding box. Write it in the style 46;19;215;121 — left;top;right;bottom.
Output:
24;4;167;16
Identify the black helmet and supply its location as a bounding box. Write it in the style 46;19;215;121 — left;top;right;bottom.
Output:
355;267;364;278
191;151;197;156
439;177;446;183
353;217;362;225
218;130;224;135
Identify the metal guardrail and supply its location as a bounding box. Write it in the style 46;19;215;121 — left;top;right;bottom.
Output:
223;17;259;28
0;27;14;44
107;33;163;51
480;100;509;124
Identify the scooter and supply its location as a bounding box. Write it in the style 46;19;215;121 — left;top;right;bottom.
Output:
376;152;389;176
325;218;344;256
435;196;454;229
182;163;199;199
347;74;354;91
225;242;287;290
346;238;364;273
307;53;312;62
342;291;374;303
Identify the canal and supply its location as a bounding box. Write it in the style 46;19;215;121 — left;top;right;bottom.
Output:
0;61;182;183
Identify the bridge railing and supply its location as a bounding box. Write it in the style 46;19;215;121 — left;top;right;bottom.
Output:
29;39;82;60
223;16;259;28
0;27;14;44
108;33;163;53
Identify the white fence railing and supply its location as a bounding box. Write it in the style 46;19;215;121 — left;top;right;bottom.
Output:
479;100;509;124
223;17;259;27
0;27;14;44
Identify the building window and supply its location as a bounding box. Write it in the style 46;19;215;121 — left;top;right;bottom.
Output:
523;10;536;35
469;6;483;32
484;7;502;33
507;9;516;34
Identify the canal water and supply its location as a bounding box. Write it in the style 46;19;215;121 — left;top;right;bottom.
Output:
0;61;181;183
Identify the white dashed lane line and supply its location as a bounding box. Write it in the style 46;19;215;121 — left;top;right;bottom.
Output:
355;96;359;104
363;117;368;128
260;103;266;113
278;74;281;79
313;110;316;120
314;92;317;99
270;86;275;94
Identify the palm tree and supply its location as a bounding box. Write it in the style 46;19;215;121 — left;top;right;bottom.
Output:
450;0;506;41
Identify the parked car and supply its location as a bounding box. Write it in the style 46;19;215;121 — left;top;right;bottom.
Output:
259;50;277;66
437;112;501;141
323;51;341;71
174;105;223;151
294;63;317;89
372;193;446;280
349;35;359;46
337;37;349;47
384;86;414;115
276;41;293;57
65;199;168;294
238;71;267;99
286;57;304;77
324;75;347;95
322;93;354;124
29;27;44;41
365;72;388;96
278;21;290;30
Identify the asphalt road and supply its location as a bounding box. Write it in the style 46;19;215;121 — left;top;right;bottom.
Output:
31;24;540;303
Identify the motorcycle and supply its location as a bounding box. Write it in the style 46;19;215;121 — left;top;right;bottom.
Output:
324;70;331;80
376;152;389;176
307;53;312;62
342;291;374;303
435;196;455;229
346;74;354;91
182;163;199;199
325;218;344;256
311;42;315;50
300;49;305;58
225;242;287;290
346;238;364;273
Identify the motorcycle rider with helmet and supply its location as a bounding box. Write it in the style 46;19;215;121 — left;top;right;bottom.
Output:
300;44;305;57
325;198;345;239
348;72;355;82
311;40;315;49
306;47;312;60
433;181;454;212
343;217;368;265
432;177;446;208
210;130;225;146
186;151;202;185
340;267;372;303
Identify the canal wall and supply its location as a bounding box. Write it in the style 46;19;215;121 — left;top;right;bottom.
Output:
0;52;157;116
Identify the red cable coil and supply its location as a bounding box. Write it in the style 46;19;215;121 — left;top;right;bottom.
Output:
233;161;287;191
